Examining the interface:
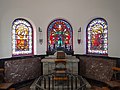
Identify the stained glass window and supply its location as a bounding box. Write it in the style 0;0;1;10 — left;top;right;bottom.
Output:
47;19;73;54
86;18;108;55
12;18;33;56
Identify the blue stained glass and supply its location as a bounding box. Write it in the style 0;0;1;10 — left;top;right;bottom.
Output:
47;19;73;54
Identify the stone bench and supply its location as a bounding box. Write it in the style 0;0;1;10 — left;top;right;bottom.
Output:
79;56;120;88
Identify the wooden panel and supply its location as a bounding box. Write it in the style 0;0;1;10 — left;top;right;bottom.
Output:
57;51;65;59
0;83;13;89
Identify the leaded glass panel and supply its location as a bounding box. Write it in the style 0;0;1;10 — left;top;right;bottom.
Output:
12;18;33;56
47;19;73;55
86;18;108;55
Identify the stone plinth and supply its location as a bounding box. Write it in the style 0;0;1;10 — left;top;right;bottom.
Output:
41;55;79;74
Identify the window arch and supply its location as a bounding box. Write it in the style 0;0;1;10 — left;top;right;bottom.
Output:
47;19;73;55
86;18;108;55
12;18;34;56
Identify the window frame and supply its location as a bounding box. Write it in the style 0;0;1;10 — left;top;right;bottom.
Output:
86;18;108;56
12;18;34;57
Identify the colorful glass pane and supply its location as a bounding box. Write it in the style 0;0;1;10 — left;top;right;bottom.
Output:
86;18;108;55
12;18;33;56
47;19;73;54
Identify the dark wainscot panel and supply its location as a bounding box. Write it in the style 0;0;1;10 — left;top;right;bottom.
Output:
4;57;41;84
78;55;116;82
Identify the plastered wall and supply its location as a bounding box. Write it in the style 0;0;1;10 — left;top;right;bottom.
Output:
0;0;120;58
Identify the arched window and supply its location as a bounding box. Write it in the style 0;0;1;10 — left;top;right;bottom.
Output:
47;19;73;55
86;18;108;55
12;18;34;56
